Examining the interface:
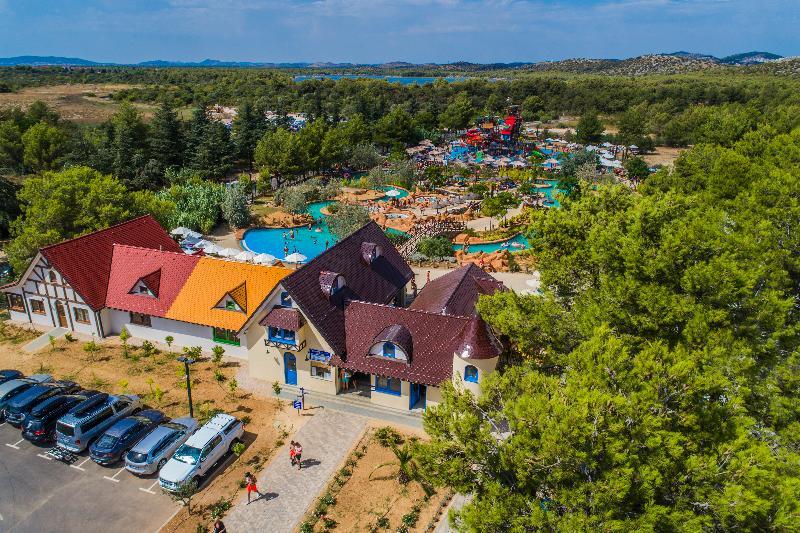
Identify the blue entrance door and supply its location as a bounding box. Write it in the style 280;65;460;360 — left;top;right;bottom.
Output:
284;352;297;385
410;383;426;409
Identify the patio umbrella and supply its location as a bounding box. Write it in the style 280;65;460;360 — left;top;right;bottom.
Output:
217;247;240;258
384;188;402;198
184;230;202;240
234;250;255;262
203;244;223;255
284;252;308;264
181;235;201;247
252;253;277;265
170;226;191;236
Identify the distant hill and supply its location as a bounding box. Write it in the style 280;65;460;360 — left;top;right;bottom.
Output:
0;52;787;75
0;55;102;66
720;51;783;65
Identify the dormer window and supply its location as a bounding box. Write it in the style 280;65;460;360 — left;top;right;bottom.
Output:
320;271;345;299
215;282;247;313
369;324;412;362
129;269;161;298
361;242;382;265
48;271;57;283
382;343;396;358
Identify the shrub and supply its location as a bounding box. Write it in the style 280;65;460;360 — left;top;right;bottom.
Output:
322;493;336;505
272;381;282;397
232;441;245;457
209;498;232;520
64;332;75;342
416;237;454;258
377;516;390;529
374;426;404;447
165;335;174;348
323;517;337;529
211;345;225;366
299;522;315;533
213;369;226;382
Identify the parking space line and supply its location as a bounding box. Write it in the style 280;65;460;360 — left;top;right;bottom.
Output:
103;467;126;483
37;452;54;461
71;458;90;471
139;480;160;494
5;438;24;449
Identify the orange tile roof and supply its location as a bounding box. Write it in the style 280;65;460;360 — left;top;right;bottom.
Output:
166;257;292;332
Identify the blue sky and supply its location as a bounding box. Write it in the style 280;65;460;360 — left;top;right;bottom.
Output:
0;0;797;63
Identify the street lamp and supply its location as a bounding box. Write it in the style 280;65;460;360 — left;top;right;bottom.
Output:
177;356;196;418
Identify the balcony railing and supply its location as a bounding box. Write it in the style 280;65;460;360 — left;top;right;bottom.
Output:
265;338;306;351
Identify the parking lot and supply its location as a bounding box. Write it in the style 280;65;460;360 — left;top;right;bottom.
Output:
0;421;180;533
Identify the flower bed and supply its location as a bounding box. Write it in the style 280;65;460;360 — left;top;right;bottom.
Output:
300;426;446;533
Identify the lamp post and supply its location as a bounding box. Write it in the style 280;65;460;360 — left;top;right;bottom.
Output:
177;356;196;418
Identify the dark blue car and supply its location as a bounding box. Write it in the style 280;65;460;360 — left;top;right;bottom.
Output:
4;380;80;428
0;370;24;385
22;391;102;444
89;409;167;465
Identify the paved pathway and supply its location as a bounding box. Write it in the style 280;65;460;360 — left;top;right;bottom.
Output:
22;327;68;353
224;408;367;533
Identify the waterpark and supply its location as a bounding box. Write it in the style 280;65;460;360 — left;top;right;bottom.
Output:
195;105;643;272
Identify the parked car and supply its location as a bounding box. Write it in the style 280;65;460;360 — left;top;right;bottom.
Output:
125;416;199;475
0;375;53;422
4;380;80;428
159;413;243;492
22;391;102;444
55;394;141;453
90;409;167;466
0;369;24;385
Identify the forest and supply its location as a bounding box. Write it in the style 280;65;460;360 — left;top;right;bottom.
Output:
1;64;800;530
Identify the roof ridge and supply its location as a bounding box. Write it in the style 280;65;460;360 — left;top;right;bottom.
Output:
284;221;381;281
348;299;472;321
42;215;156;251
113;243;189;258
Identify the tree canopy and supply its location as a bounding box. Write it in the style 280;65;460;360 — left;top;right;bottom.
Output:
5;166;172;273
326;203;371;241
418;124;800;530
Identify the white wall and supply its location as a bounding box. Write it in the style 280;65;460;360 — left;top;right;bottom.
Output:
452;354;498;396
105;309;248;358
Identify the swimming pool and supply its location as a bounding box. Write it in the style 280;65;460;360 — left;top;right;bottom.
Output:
242;201;336;260
453;233;529;254
377;185;410;201
537;179;564;208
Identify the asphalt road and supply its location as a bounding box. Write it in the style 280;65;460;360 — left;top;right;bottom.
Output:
0;422;179;533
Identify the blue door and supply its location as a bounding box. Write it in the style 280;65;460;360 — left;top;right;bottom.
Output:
284;352;297;385
410;383;426;409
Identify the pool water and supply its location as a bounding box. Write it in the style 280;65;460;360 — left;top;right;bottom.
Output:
537;179;564;208
452;233;529;254
242;201;336;260
377;185;410;201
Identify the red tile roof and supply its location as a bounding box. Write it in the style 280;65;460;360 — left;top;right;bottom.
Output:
105;245;200;317
456;315;503;360
41;216;181;311
410;263;505;316
260;307;304;330
282;222;413;356
340;302;474;386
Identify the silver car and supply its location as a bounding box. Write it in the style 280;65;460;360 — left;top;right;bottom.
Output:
125;416;199;475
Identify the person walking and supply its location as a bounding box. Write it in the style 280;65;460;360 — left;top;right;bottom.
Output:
245;472;264;504
213;519;227;533
293;441;303;470
289;440;297;467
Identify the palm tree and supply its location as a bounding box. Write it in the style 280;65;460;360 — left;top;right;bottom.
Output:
369;443;433;495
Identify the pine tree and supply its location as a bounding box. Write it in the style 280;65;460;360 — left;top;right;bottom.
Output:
149;101;184;175
232;100;265;169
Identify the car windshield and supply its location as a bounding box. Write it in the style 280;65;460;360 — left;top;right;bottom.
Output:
172;444;201;465
162;422;185;431
127;451;148;464
96;434;118;448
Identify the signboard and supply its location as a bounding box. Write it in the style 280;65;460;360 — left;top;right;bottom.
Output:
308;348;332;364
292;399;302;410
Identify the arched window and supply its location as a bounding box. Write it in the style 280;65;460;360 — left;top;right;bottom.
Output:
49;271;57;283
464;365;479;383
382;342;396;358
280;291;292;307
